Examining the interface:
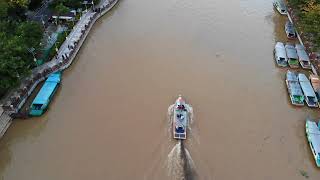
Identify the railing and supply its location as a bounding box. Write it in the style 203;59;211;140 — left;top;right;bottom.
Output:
0;0;119;137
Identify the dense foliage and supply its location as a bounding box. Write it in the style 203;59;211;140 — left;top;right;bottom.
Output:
0;0;43;96
49;0;82;14
288;0;320;49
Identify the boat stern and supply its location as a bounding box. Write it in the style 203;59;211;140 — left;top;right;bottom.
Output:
29;109;44;116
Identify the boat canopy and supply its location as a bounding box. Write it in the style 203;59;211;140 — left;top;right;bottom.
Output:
285;44;298;59
306;120;320;157
310;75;320;91
287;71;303;96
299;74;317;97
296;44;310;61
275;42;287;58
285;21;295;34
32;72;61;105
275;0;287;9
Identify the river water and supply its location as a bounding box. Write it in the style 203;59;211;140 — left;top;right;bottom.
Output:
0;0;320;179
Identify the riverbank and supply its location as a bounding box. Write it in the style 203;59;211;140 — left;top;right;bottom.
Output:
0;0;119;138
286;0;320;74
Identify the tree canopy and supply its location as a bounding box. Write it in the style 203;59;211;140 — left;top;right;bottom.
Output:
0;0;43;96
288;0;320;49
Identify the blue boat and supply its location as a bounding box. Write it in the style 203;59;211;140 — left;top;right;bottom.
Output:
29;72;61;116
306;118;320;167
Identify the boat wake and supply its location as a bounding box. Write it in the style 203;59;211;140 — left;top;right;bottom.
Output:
167;100;197;180
167;140;197;180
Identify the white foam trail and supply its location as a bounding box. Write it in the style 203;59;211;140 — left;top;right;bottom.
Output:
167;141;184;180
166;141;197;180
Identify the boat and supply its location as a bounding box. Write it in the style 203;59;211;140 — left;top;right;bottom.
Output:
285;21;297;39
274;42;288;67
298;73;318;107
306;118;320;167
273;0;287;15
29;72;62;116
173;95;188;140
285;71;304;106
296;44;311;69
309;74;320;103
285;44;299;68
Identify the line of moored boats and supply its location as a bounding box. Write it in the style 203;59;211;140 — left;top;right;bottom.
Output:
274;0;320;168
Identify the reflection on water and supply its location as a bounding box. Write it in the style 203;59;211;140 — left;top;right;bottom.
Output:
0;0;320;179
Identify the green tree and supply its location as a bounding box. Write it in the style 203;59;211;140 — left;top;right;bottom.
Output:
55;3;70;15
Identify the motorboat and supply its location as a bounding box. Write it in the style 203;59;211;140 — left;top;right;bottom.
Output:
29;72;62;116
298;73;318;107
285;71;304;106
306;118;320;167
173;95;188;140
274;42;288;67
296;44;311;69
309;74;320;105
285;43;299;68
285;21;297;39
273;0;287;15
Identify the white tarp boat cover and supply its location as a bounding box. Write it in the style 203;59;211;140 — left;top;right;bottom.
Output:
287;71;303;96
299;73;317;97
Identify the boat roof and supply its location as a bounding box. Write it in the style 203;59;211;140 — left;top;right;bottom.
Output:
306;120;320;156
32;73;61;105
46;72;61;83
287;71;303;95
285;21;295;32
299;73;316;97
275;0;287;9
285;44;298;59
296;44;310;61
310;75;320;91
275;42;287;58
287;71;298;81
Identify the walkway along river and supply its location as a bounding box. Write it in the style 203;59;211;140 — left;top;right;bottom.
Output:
0;0;320;179
0;0;118;137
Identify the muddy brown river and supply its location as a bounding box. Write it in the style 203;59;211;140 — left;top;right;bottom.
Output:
1;0;320;179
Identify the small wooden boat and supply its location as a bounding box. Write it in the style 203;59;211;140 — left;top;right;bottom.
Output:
29;72;62;116
286;71;304;106
274;42;288;67
309;74;320;104
273;0;287;15
173;95;188;140
306;118;320;167
285;44;299;68
296;44;311;69
285;21;297;39
298;73;318;107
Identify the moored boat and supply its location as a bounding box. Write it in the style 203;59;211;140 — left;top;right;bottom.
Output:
306;118;320;167
274;42;288;67
286;71;304;106
285;44;299;68
298;73;318;107
296;44;311;69
29;72;62;116
173;95;188;140
285;21;297;39
309;74;320;105
273;0;287;15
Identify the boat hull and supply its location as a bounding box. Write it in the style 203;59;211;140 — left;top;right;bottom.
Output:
172;96;188;140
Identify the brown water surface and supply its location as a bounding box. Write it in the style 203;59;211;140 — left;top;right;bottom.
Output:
0;0;320;179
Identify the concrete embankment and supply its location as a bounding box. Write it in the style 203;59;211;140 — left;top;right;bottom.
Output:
286;5;319;75
0;0;119;139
